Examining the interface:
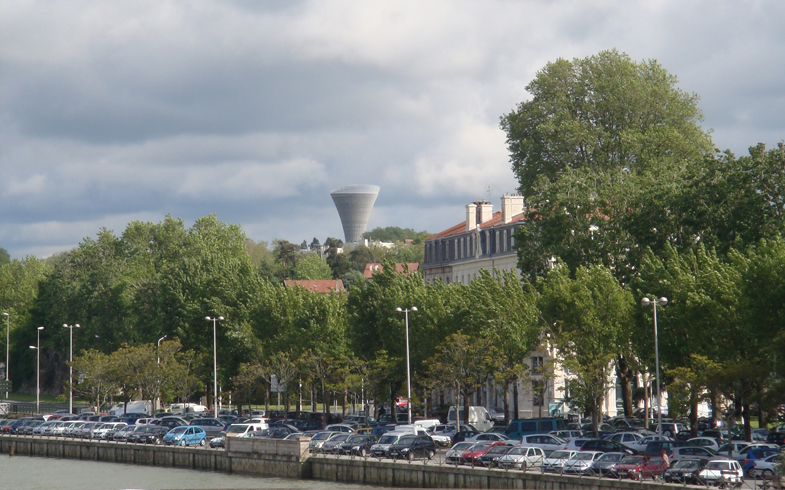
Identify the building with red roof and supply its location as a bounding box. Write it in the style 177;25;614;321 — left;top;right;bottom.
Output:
283;279;345;294
362;262;419;280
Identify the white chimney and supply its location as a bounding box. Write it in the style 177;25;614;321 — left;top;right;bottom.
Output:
501;195;524;223
466;203;477;231
477;201;493;224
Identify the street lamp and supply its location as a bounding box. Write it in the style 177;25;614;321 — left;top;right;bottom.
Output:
395;306;417;424
2;312;8;399
157;335;167;364
62;324;80;414
641;296;668;436
29;326;44;413
156;335;167;413
205;316;224;417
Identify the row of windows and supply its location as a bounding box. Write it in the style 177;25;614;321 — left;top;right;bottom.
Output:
424;226;519;264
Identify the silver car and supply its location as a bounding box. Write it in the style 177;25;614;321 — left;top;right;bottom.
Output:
542;449;577;472
519;434;567;456
562;451;604;474
497;446;545;470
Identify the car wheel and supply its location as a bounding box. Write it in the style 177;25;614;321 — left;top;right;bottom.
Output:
763;469;774;476
180;439;186;447
199;439;206;447
749;469;757;478
427;449;435;460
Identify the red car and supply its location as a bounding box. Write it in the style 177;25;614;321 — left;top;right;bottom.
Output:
612;455;669;480
461;441;508;466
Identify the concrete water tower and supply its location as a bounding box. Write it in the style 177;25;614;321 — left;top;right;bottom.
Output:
330;184;380;244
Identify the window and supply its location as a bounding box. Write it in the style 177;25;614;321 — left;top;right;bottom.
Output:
532;356;544;375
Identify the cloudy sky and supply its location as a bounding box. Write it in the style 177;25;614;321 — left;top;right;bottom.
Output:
2;1;784;259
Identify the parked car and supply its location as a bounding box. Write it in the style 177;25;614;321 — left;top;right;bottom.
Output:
387;434;438;461
465;432;514;444
518;434;567;456
697;458;744;485
451;429;479;445
338;434;377;456
580;439;636;454
562;451;605;474
744;447;781;475
550;429;583;441
504;417;567;439
189;418;226;438
445;442;474;464
542;449;577;473
670;445;717;464
209;435;225;448
644;439;692;457
309;431;340;453
320;433;351;454
496;446;544;470
766;431;785;446
606;432;645;447
688;436;721;451
475;443;513;467
627;434;671;453
611;455;669;480
655;422;689;438
163;426;207;447
749;454;780;478
590;452;626;476
458;441;506;466
662;458;709;484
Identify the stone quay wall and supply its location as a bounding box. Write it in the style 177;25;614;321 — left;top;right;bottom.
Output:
0;435;680;490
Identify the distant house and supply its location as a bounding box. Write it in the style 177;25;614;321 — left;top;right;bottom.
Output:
362;262;419;280
283;279;345;294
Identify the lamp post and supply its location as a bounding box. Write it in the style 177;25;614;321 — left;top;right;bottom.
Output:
29;326;44;413
394;306;417;424
62;324;80;414
205;316;224;417
2;312;8;399
156;335;167;413
157;335;167;364
641;296;667;436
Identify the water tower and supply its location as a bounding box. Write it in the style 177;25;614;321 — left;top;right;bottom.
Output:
330;184;380;244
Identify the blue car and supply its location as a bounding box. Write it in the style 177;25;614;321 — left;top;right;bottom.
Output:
163;426;207;447
744;447;780;474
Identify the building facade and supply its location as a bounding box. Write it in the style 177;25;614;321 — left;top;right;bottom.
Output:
420;195;619;421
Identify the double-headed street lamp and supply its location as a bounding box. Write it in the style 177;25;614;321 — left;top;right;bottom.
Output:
205;316;224;417
63;324;80;414
641;296;668;436
395;306;417;425
2;312;9;399
28;326;44;413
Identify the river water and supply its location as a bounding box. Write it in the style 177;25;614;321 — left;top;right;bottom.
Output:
0;454;377;490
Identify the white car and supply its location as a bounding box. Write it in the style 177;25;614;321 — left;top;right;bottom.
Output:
466;432;514;444
427;430;452;447
445;442;475;464
688;436;721;452
697;458;743;484
542;449;577;472
749;454;780;478
717;441;753;460
562;451;604;474
550;429;583;441
626;434;672;453
497;446;545;470
606;431;644;446
518;434;567;456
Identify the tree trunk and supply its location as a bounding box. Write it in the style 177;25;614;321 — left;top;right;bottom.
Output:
758;390;768;429
742;400;752;442
616;355;634;417
513;376;519;419
643;371;650;430
463;390;471;425
690;398;699;437
503;379;511;426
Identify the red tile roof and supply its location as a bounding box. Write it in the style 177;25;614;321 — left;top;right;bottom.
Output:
362;263;420;279
283;279;345;294
426;211;526;240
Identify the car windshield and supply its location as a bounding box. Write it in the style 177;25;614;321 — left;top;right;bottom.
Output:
449;442;472;452
549;451;572;459
170;427;187;434
598;453;623;462
507;448;525;455
346;435;365;443
621;456;644;464
395;435;416;445
573;453;596;461
673;459;701;469
707;462;730;470
312;432;333;440
379;435;398;444
330;434;350;442
472;443;491;451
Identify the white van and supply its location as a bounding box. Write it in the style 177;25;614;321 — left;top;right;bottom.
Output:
413;419;441;431
393;424;431;436
447;406;494;432
169;403;209;415
225;421;268;438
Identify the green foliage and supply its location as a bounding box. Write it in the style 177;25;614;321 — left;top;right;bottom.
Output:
0;248;10;266
539;264;634;428
501;49;711;198
363;227;431;245
292;253;332;280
